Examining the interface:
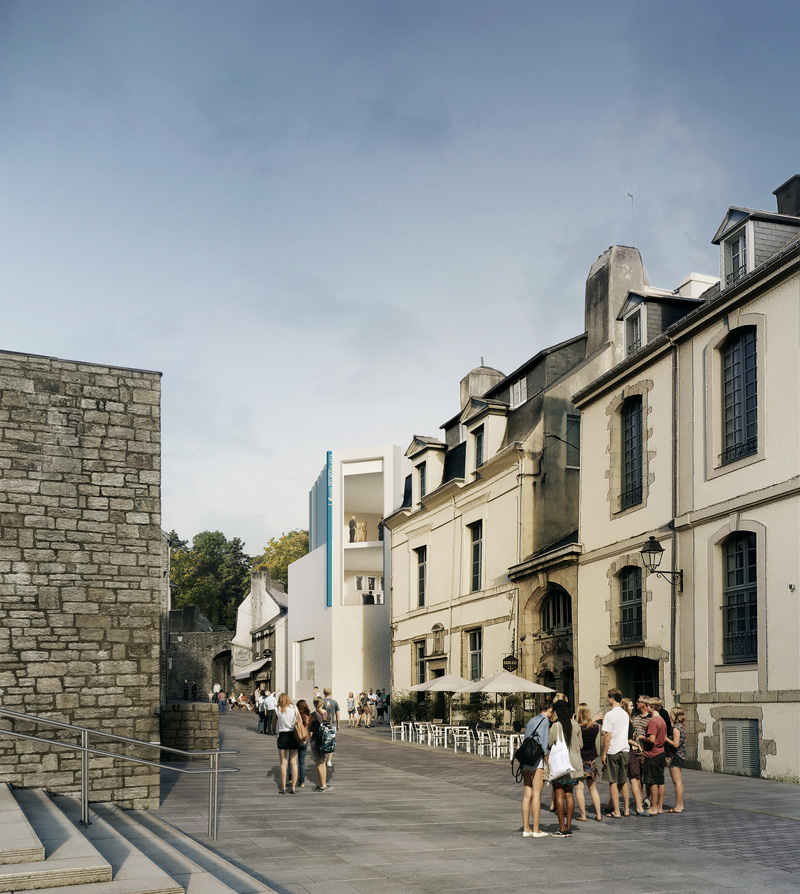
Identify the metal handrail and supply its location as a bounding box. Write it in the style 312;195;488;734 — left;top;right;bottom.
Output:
0;706;238;839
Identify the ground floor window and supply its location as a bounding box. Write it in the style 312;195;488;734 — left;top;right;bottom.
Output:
721;719;760;777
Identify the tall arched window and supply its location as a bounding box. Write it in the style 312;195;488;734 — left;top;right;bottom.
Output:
619;566;642;642
723;532;757;663
540;588;572;634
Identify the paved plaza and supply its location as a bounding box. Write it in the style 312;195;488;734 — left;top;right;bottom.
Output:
155;712;800;894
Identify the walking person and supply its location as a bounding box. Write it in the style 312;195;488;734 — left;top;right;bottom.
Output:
548;700;583;837
666;706;687;813
257;689;268;734
574;703;603;822
265;690;277;735
274;693;299;794
520;704;551;838
295;699;312;789
600;688;629;817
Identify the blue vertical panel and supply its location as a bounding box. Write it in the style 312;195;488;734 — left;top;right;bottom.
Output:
326;451;333;608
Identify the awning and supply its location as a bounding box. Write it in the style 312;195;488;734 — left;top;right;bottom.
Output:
234;657;271;680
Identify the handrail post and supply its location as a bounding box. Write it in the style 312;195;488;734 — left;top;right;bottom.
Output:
208;752;219;840
80;729;90;827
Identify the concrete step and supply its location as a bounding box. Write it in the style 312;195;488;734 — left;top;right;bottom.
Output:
0;783;45;865
91;806;272;894
0;788;112;893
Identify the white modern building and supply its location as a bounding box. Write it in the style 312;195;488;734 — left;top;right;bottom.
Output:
288;445;409;702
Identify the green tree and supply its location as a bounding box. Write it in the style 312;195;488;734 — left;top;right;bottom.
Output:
169;530;251;629
252;529;309;586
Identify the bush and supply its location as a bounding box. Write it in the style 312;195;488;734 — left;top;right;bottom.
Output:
390;691;431;722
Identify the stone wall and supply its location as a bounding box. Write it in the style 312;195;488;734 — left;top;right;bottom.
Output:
168;630;232;702
159;702;219;762
0;350;163;809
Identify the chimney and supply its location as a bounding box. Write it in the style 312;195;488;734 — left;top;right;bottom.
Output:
773;174;800;216
584;246;649;356
459;365;505;409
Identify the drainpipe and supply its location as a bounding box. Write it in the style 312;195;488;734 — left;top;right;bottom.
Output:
447;495;457;675
670;339;679;696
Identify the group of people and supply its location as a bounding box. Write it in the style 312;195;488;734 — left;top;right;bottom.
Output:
257;687;341;793
346;688;389;727
520;688;686;838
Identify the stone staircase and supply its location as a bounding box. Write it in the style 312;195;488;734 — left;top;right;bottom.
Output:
0;784;273;894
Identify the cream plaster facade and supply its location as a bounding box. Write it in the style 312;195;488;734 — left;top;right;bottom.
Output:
574;178;800;780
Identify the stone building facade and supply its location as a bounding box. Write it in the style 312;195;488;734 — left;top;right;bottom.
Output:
0;350;163;808
167;605;232;702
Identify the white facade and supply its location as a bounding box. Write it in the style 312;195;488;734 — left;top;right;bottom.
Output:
288;444;408;704
230;568;288;694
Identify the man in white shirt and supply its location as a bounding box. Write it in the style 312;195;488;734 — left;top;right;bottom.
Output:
600;688;631;818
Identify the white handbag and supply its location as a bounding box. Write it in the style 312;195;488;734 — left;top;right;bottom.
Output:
548;724;574;780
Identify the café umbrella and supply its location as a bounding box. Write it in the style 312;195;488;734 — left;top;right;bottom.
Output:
456;671;555;728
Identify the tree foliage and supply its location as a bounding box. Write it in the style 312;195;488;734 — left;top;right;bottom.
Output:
169;530;251;629
252;529;309;586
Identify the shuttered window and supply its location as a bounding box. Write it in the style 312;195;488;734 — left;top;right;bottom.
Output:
721;719;760;777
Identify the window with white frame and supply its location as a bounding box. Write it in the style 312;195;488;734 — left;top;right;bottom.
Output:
510;376;528;408
725;230;748;286
468;520;483;592
720;327;757;465
722;532;757;664
474;426;484;468
626;310;642;355
414;545;427;608
417;461;427;498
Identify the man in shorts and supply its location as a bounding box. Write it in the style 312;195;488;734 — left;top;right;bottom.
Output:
600;688;630;817
640;698;667;815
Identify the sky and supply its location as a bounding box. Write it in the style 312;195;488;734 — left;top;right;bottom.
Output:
2;0;799;555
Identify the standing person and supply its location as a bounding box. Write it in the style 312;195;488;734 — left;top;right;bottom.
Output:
666;706;686;813
359;691;371;727
346;692;356;727
548;701;583;837
275;693;299;794
310;697;332;792
383;690;390;721
321;687;340;771
626;696;649;815
376;690;385;724
575;703;603;822
257;689;268;735
520;705;551;838
265;690;277;735
295;699;312;789
218;690;227;714
639;698;667;815
600;688;629;817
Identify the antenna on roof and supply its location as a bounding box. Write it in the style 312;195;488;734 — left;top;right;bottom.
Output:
626;191;636;246
481;356;485;366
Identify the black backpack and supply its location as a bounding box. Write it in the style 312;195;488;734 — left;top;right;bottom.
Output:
512;717;547;782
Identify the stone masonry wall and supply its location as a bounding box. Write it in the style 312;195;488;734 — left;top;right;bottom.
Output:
168;630;233;702
159;702;219;762
0;350;162;809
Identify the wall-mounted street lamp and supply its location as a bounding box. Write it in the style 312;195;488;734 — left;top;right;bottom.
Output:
640;536;683;592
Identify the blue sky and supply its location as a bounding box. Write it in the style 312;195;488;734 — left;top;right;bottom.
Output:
2;1;798;553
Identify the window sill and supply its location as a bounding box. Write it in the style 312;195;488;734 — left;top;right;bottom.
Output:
715;662;758;672
609;640;645;651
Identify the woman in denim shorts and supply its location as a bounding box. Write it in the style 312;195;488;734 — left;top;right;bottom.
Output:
666;706;687;813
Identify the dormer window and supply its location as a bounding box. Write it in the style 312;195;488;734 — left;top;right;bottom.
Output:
417;461;427;498
474;426;484;468
510;377;528;408
726;230;748;286
626;310;642;355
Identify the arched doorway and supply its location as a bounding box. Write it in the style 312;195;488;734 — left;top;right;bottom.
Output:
212;649;231;695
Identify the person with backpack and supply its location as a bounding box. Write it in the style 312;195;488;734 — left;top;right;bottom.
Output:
519;705;552;839
310;697;335;791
